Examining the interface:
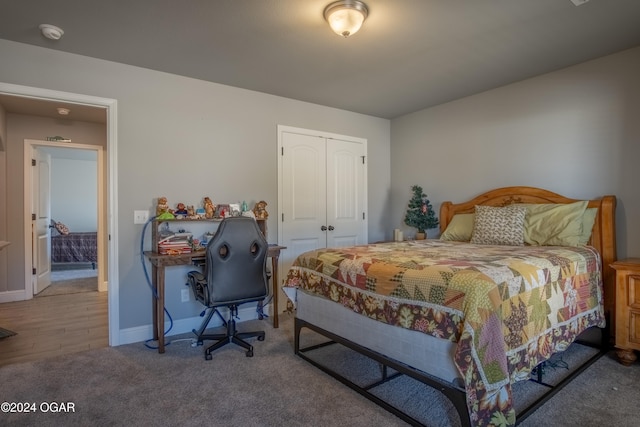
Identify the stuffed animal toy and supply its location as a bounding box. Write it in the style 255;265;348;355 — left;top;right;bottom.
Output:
156;196;175;219
204;197;215;219
253;200;269;220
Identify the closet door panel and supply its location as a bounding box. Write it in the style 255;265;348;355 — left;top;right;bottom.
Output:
280;131;327;282
326;139;366;248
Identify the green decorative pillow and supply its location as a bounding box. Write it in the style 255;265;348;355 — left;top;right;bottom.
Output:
578;207;598;246
440;213;475;242
470;205;526;246
520;201;588;246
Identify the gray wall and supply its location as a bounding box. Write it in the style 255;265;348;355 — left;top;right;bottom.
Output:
0;39;392;329
51;157;98;232
390;46;640;259
1;113;105;293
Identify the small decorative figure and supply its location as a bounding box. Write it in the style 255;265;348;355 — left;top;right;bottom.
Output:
156;196;170;216
156;196;174;220
174;203;188;215
204;197;215;219
253;200;269;220
187;205;197;219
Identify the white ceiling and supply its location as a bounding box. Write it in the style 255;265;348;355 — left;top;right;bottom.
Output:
1;0;640;119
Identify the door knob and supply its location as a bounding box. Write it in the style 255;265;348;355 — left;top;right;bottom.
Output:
328;225;335;231
321;225;327;231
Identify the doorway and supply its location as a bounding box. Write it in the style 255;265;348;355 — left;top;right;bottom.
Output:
0;81;119;347
31;142;101;298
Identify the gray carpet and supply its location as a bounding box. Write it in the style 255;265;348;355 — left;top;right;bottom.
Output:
0;314;638;426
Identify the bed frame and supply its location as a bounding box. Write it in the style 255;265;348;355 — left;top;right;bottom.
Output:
440;186;617;335
295;186;617;426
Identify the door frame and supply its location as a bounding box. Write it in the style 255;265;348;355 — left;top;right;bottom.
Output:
1;82;120;347
25;140;104;294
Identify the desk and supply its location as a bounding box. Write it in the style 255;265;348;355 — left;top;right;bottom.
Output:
144;244;286;354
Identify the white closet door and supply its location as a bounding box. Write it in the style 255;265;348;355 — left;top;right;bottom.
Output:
280;131;327;276
326;138;366;248
278;126;367;315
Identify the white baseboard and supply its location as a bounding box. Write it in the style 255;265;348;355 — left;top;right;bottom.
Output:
117;304;270;346
0;290;28;303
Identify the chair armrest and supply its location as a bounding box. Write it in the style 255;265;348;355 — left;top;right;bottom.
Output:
187;271;206;283
187;271;208;305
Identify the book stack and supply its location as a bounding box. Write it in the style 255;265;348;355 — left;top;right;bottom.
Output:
158;233;192;255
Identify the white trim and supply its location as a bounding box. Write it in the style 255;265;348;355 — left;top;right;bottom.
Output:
23;140;104;295
0;289;28;303
0;82;119;347
117;305;266;346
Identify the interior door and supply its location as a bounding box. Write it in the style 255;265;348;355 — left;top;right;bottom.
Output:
278;127;368;315
280;131;327;278
32;147;52;294
326;138;367;248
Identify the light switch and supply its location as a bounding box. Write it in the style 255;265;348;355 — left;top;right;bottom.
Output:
134;210;149;224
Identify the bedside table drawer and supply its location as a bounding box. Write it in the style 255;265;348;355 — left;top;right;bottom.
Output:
629;274;640;308
631;309;640;345
612;259;640;366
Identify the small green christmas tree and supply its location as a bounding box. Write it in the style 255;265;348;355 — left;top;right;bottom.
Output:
404;185;439;234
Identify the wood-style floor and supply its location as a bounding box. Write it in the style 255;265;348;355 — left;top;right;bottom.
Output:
0;291;108;367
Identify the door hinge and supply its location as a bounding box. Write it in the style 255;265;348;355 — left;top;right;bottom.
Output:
363;212;365;220
32;213;36;221
32;267;36;275
281;147;284;156
32;159;36;166
281;213;284;222
361;156;365;164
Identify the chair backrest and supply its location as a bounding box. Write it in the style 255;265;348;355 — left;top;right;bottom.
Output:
205;216;269;306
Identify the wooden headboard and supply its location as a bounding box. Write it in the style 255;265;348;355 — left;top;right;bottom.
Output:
439;186;617;334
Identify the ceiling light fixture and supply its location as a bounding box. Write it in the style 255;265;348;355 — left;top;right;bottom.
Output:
57;107;70;116
39;24;64;40
324;0;368;38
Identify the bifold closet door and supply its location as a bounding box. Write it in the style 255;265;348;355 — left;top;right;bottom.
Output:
278;127;367;314
325;138;366;248
280;131;328;261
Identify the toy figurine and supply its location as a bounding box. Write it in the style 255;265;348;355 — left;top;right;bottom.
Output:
204;197;215;219
174;202;188;215
187;205;197;219
156;196;170;216
156;196;174;220
253;200;269;220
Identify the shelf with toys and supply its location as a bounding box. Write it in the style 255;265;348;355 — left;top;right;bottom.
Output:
151;196;269;255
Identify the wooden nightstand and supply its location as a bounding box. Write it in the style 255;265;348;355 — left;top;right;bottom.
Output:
612;258;640;366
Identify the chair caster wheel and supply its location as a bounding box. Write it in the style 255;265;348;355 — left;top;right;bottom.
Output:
197;341;204;346
205;353;212;361
258;335;265;341
246;350;253;357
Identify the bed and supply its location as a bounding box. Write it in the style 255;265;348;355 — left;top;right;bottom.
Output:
51;231;98;268
284;186;616;427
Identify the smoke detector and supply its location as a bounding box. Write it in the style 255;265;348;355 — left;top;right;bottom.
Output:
39;24;64;40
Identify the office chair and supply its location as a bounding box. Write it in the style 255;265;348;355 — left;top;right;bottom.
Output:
187;216;269;359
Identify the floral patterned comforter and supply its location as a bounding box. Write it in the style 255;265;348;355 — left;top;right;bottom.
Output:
284;240;605;426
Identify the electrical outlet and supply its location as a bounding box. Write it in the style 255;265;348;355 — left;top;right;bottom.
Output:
181;288;190;302
134;210;149;224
